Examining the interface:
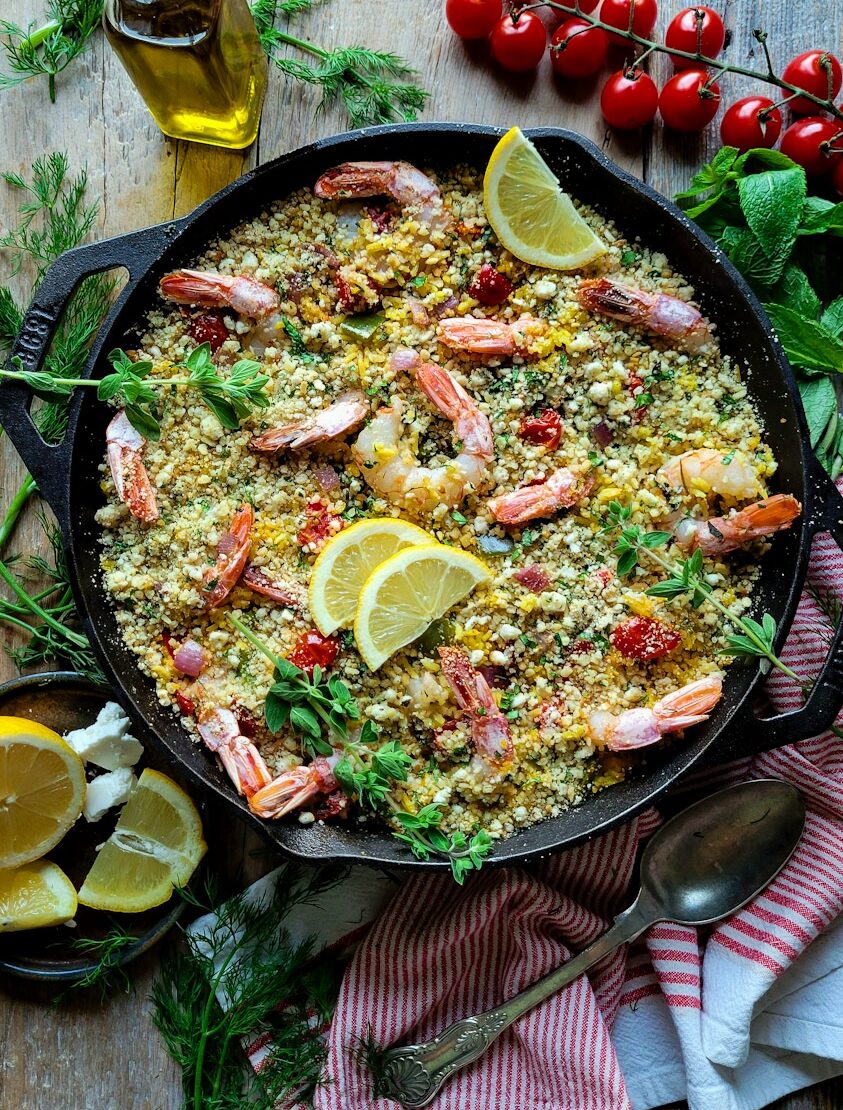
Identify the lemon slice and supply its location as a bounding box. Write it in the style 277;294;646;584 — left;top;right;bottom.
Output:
0;859;78;932
309;517;434;636
78;769;206;913
483;126;606;269
354;544;491;670
0;717;86;869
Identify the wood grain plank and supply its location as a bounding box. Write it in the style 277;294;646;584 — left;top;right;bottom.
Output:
0;1;837;1107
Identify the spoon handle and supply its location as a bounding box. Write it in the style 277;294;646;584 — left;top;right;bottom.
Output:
376;898;654;1108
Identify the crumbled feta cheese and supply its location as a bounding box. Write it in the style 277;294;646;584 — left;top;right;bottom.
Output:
498;623;521;641
83;766;136;822
587;381;611;404
64;702;143;770
533;279;556;300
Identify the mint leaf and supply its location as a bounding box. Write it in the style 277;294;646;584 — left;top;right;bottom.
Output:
769;264;820;319
674;146;739;207
821;298;843;339
764;303;843;373
719;227;781;289
737;167;805;281
800;377;838;449
798;198;843;236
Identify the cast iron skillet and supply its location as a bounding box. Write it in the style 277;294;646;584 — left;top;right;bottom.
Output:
3;124;843;871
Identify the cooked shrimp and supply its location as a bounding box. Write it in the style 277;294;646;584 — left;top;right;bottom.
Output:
248;755;339;818
659;448;760;500
351;363;492;509
249;393;368;453
673;493;801;555
242;566;302;608
438;646;513;769
197;706;272;797
589;674;723;751
159;269;280;319
314;160;450;231
438;315;548;357
106;410;159;523
577;278;710;350
203;504;253;609
489;468;594;526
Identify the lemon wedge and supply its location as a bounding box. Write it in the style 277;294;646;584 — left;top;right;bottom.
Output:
0;717;86;869
483;126;606;269
0;859;78;932
309;517;434;636
78;769;206;913
354;544;491;670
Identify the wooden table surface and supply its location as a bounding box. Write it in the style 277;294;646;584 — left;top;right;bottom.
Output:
1;0;841;1106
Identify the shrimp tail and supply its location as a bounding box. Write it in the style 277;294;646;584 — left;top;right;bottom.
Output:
106;410;159;523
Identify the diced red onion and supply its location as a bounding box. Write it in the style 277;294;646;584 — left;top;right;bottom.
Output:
407;296;430;326
314;464;340;492
514;565;551;593
478;664;504;688
434;294;459;318
173;638;205;677
591;419;614;448
389;347;421;373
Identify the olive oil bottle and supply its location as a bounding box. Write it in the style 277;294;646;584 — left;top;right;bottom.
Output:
103;0;268;149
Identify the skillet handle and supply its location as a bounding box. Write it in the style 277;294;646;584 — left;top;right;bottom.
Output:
723;465;843;757
0;222;183;532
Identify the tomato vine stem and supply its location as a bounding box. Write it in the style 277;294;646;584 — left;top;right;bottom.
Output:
516;2;843;122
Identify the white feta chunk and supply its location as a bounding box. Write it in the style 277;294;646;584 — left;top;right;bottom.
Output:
64;702;144;770
83;767;136;823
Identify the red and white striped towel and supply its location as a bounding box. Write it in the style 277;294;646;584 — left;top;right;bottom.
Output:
193;512;843;1110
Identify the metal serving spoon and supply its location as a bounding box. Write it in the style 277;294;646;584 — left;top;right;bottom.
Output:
376;778;805;1108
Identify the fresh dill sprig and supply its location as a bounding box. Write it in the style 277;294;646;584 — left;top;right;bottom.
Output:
0;0;103;103
280;315;321;363
251;2;429;128
0;153;111;677
152;866;345;1110
55;924;137;1000
602;501;803;684
227;616;492;882
1;343;271;441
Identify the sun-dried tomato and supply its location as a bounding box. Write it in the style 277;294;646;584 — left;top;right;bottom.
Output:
175;690;196;717
234;708;258;737
288;630;340;676
365;206;392;232
188;312;229;353
519;409;563;450
611;616;681;662
297;501;341;549
469;264;514;306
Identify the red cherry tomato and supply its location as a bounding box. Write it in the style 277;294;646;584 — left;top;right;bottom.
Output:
188;312;229;353
600;0;658;46
611;616;681;662
489;11;547;72
519;408;564;449
780;116;843;176
659;69;720;131
445;0;502;39
468;263;513;305
719;96;782;152
781;50;843;115
551;0;600;13
664;6;725;69
288;630;340;676
175;690;196;717
600;68;659;130
297;500;340;548
833;157;843;198
550;18;609;79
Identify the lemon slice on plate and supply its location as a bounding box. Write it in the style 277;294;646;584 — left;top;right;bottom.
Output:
0;859;78;932
0;717;86;869
309;517;434;636
78;769;206;913
484;126;606;269
354;544;491;670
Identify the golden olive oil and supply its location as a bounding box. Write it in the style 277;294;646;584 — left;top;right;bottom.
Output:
103;0;268;149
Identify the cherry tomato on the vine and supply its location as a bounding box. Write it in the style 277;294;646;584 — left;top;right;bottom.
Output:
445;0;501;39
600;0;658;47
781;50;843;115
489;10;547;72
600;68;659;129
780;116;843;177
664;6;725;69
552;0;600;13
659;68;720;131
550;18;609;79
719;96;782;152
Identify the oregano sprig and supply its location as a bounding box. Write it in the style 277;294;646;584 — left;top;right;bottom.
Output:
603;501;803;684
226;614;492;882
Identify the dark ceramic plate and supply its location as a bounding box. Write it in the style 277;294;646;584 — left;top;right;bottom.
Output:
0;671;187;982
